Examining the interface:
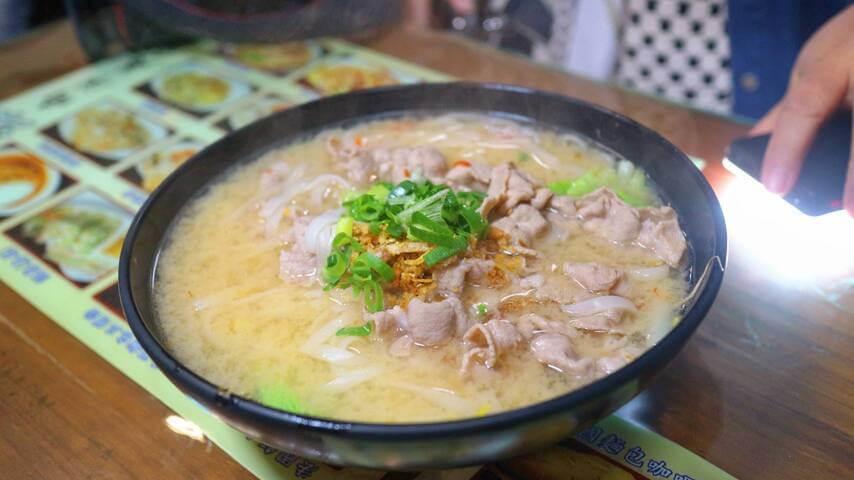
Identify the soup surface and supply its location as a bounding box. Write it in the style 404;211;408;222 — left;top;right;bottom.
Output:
155;114;688;423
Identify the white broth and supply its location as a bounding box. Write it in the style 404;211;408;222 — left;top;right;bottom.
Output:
155;114;688;423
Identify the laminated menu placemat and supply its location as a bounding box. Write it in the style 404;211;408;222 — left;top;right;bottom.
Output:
0;38;735;480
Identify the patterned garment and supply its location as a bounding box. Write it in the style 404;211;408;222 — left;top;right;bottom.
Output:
615;0;733;113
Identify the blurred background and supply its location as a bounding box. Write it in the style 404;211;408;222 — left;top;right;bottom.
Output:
3;0;847;123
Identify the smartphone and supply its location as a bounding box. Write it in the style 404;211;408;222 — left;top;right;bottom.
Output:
726;110;850;216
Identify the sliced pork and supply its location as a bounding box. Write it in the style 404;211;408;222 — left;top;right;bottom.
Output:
435;258;495;294
376;147;448;184
563;262;624;293
461;319;522;373
479;163;511;217
637;206;687;266
479;163;539;217
370;297;470;347
505;168;536;210
530;333;593;376
445;162;491;191
567;309;626;334
371;305;408;337
576;187;641;243
515;313;578;339
531;274;590;305
547;195;577;218
490;204;548;246
574;188;687;266
344;153;378;185
531;187;553;210
406;297;470;346
544;195;581;241
340;147;449;186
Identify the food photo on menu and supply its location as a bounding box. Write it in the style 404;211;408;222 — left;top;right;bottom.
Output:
0;1;851;480
41;99;171;166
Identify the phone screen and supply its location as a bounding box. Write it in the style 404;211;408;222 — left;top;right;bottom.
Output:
725;110;850;216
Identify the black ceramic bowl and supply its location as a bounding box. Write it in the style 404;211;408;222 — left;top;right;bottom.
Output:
119;83;726;470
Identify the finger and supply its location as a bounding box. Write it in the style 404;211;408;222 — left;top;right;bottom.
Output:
448;0;476;15
749;102;781;136
760;80;843;195
404;0;432;27
845;109;854;217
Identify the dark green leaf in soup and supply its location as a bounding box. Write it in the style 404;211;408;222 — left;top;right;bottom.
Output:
336;321;374;337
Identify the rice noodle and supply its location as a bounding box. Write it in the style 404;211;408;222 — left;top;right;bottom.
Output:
258;164;307;219
392;383;474;414
527;145;558;170
302;208;343;260
206;286;290;311
192;285;245;311
617;159;635;177
628;265;670;280
304;345;363;365
471;141;524;150
300;317;347;353
323;367;381;391
229;193;265;222
561;296;637;316
219;239;281;253
459;148;486;159
260;170;350;238
335;336;360;349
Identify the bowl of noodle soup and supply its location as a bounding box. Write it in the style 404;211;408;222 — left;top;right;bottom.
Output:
119;83;726;469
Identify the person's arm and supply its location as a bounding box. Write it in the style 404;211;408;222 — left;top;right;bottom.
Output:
751;5;854;216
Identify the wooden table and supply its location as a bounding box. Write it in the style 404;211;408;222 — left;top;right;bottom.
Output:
1;21;851;480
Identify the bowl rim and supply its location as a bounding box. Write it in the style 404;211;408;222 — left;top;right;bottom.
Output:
119;81;727;440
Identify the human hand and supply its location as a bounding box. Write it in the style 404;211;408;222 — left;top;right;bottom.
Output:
403;0;476;28
751;6;854;216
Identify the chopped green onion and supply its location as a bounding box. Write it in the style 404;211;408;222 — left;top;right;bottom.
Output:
386;221;404;238
322;251;349;284
336;321;374;337
341;189;361;203
547;180;571;195
358;252;395;282
363;280;383;312
324;179;492;313
424;244;465;267
441;193;461;225
396;189;449;227
335;216;354;237
351;256;373;283
548;167;652;207
331;231;351;250
475;303;488;316
387;180;416;205
356;203;382;221
456;191;486;210
257;382;303;413
366;183;391;202
408;212;460;248
616;190;644;206
460;206;487;237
